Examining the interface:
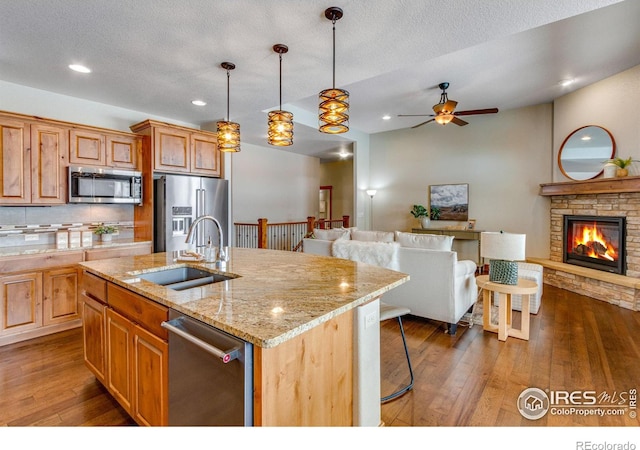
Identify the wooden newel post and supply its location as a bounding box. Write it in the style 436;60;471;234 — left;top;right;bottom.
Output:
307;217;315;235
318;218;326;229
342;215;349;228
257;218;268;249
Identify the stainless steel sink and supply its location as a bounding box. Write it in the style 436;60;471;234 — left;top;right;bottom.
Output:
138;267;233;291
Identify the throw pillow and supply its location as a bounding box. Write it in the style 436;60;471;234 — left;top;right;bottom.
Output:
351;230;395;242
395;231;454;250
313;228;351;241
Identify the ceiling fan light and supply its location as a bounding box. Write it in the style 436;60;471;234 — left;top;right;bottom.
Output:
434;114;454;125
216;121;241;152
268;110;294;146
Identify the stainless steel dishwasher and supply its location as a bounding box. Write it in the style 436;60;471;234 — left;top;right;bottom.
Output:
162;309;253;426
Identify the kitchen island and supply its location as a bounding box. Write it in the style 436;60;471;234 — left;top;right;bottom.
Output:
78;248;408;426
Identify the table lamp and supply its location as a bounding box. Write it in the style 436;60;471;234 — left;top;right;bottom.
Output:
480;231;526;285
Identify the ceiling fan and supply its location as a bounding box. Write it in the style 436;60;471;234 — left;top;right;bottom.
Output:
398;82;498;128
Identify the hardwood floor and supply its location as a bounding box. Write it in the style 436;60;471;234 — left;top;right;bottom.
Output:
0;284;638;427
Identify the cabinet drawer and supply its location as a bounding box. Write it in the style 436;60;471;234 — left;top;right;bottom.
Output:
84;243;152;261
107;283;168;339
0;251;84;273
82;271;107;303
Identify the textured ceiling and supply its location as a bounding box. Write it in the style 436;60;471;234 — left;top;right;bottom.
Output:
1;0;638;161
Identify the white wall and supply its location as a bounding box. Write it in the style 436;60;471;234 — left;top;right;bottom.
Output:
369;104;553;258
230;142;320;223
553;65;640;181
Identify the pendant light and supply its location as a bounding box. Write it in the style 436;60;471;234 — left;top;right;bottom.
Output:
319;6;349;134
217;62;241;152
268;44;294;146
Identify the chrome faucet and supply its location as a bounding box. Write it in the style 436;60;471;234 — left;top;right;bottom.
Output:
185;215;226;263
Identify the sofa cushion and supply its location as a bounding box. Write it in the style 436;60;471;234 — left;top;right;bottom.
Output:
313;228;350;241
395;231;454;251
351;230;395;242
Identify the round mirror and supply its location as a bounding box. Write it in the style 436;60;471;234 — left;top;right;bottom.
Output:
558;125;615;181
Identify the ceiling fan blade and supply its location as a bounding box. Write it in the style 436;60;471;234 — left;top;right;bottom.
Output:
454;108;499;116
451;117;468;126
398;114;435;117
411;119;435;128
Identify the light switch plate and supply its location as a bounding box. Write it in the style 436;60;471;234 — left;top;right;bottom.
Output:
24;234;39;242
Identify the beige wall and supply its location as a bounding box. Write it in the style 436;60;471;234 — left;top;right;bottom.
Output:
230;142;320;223
369;104;553;259
319;159;354;222
553;65;640;181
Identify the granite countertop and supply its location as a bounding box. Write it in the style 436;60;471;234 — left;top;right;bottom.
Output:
0;239;152;258
78;248;409;348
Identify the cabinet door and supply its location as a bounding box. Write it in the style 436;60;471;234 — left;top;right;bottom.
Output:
132;324;168;426
153;127;190;173
106;134;138;169
106;308;133;414
81;293;107;384
70;128;105;166
0;272;42;336
43;267;79;326
30;123;67;204
191;132;221;177
0;117;30;204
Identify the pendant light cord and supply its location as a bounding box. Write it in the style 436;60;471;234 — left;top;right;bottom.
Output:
279;53;283;110
332;18;336;89
226;69;230;122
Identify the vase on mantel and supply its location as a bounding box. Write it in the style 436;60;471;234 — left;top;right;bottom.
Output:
603;162;617;178
421;217;431;229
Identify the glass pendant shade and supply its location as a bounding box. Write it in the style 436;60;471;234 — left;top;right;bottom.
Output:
319;7;349;134
434;114;454;125
217;61;240;152
268;110;293;146
216;120;240;152
319;88;349;134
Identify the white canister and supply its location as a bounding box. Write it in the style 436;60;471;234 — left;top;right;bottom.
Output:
603;162;617;178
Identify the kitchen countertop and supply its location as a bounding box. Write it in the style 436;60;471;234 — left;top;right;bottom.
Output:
78;248;409;348
0;239;152;258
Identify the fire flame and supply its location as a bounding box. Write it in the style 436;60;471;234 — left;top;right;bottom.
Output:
573;223;617;261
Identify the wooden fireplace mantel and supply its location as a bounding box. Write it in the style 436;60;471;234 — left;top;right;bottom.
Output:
539;176;640;196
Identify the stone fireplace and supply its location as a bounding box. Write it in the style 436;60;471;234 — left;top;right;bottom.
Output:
534;177;640;311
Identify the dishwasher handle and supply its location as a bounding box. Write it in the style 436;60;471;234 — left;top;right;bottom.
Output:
162;319;240;363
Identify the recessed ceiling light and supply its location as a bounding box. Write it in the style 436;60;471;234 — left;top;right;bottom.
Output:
382;115;391;120
559;78;575;87
191;100;207;106
68;64;91;73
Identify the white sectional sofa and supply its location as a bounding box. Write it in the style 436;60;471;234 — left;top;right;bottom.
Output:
303;229;479;334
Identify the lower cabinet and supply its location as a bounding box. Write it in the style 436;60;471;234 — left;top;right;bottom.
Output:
0;264;80;345
81;271;168;426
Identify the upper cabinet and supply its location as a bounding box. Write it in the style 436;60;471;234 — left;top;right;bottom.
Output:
130;120;221;178
70;127;138;169
0;115;67;205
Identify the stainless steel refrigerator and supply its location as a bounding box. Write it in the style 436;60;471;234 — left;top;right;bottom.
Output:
153;174;229;254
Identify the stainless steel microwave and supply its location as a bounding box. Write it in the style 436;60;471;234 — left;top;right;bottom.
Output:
68;166;142;204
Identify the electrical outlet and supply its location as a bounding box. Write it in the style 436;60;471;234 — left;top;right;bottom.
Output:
24;234;39;242
365;312;377;329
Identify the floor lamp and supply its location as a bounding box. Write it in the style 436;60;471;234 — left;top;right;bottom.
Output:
366;189;377;230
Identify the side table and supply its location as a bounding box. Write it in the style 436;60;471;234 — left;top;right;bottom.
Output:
476;275;538;341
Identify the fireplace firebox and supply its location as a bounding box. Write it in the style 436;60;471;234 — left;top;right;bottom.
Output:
563;215;626;275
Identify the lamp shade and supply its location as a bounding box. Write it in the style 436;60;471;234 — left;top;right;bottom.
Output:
481;232;526;261
366;189;377;197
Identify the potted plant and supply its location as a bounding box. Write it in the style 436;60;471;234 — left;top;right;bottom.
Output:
94;224;118;242
410;204;431;228
610;156;634;177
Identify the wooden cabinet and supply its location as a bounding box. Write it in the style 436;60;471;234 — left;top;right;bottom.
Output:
0;252;83;346
81;274;168;426
70;127;138;169
130;119;221;177
0;271;43;337
0;116;67;205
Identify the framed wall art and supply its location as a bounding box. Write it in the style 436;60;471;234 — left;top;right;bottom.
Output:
428;183;469;221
